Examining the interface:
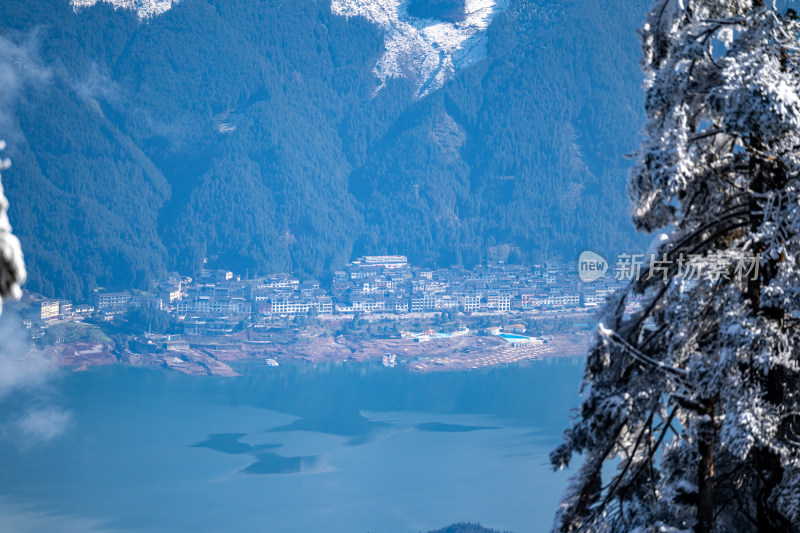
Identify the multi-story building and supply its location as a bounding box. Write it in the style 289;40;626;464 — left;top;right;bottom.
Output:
520;292;536;309
57;300;72;317
552;291;580;307
183;317;238;336
96;291;132;310
258;295;331;316
334;303;354;313
384;297;409;313
312;297;333;315
408;292;441;312
362;255;408;268
260;275;300;290
359;280;381;295
39;300;60;321
524;290;581;308
159;284;183;304
458;294;481;313
581;290;606;306
409;295;425;313
423;292;437;310
74;304;95;315
434;294;459;310
177;297;250;316
266;297;310;315
351;297;385;313
485;292;511;312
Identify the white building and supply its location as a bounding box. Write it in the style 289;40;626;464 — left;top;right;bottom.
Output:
362;255;408;268
39;300;60;321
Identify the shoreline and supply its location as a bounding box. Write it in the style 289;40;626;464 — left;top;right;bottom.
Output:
47;331;592;377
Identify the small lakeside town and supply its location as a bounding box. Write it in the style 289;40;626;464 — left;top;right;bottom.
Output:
16;255;634;375
31;255;627;324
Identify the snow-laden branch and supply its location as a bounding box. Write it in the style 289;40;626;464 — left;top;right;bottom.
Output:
598;324;689;379
554;1;800;530
0;140;26;315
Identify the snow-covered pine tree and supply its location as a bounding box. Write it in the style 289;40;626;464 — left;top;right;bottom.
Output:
551;1;800;531
0;140;26;315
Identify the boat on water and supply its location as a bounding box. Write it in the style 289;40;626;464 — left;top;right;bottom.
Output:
382;353;397;368
265;358;279;367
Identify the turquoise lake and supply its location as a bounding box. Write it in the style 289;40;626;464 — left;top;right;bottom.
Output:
0;357;585;532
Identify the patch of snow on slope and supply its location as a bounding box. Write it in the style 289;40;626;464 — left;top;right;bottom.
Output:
70;0;176;19
332;0;506;98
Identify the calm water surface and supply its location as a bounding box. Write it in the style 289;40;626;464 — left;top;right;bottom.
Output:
0;357;585;532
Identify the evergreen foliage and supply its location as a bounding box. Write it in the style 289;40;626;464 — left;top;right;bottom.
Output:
0;0;647;300
123;304;179;335
552;1;800;531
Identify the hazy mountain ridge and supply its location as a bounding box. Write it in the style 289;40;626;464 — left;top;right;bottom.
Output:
70;0;504;97
0;0;648;300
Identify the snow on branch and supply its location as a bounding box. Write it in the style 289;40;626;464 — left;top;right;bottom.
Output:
598;324;688;379
0;140;26;315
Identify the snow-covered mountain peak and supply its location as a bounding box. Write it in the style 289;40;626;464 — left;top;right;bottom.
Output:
70;0;176;19
332;0;506;98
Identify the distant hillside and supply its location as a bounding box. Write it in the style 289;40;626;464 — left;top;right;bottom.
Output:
0;0;648;301
427;522;511;533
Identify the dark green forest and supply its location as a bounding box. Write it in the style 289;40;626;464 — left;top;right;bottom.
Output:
0;0;648;301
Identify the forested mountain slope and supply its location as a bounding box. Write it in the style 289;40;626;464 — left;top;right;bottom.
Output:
0;0;647;300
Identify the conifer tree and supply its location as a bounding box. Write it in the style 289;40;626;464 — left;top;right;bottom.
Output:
552;1;800;531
